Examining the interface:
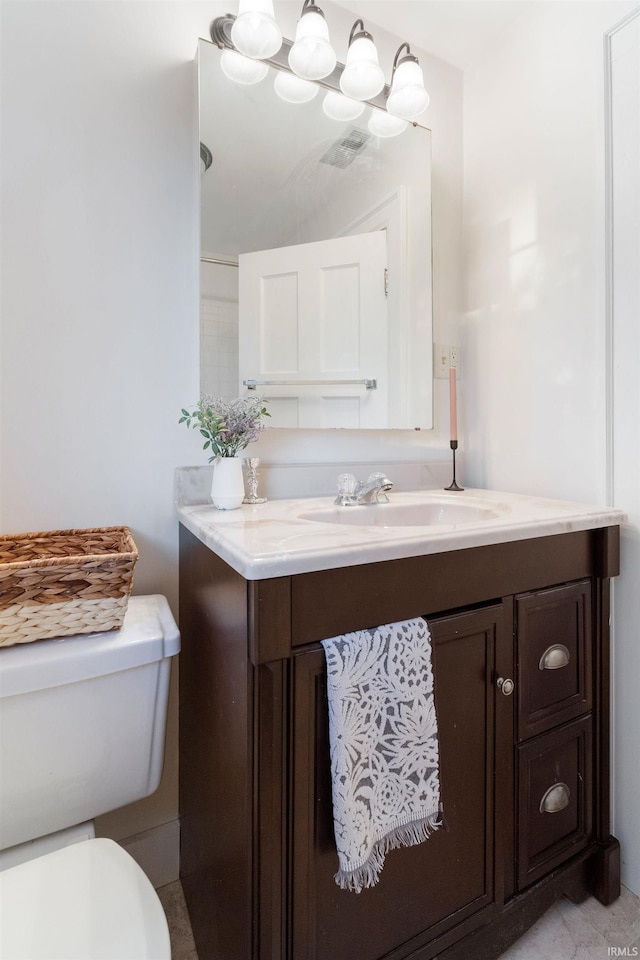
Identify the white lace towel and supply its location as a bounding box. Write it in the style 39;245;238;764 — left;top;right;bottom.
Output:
322;617;441;894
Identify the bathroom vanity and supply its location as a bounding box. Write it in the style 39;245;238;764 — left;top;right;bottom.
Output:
178;489;624;960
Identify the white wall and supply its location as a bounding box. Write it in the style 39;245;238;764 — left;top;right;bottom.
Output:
0;0;463;871
462;0;636;502
461;0;639;896
0;0;206;871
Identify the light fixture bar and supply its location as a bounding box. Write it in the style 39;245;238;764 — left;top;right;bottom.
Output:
210;14;399;116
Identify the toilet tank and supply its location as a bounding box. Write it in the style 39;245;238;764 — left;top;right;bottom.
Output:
0;595;180;851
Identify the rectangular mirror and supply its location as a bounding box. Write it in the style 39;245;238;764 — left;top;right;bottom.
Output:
198;36;433;429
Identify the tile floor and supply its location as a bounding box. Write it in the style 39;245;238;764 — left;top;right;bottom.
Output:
499;885;640;959
157;881;198;960
159;881;640;960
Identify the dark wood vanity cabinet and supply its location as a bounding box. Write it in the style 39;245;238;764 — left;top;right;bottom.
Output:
179;524;621;960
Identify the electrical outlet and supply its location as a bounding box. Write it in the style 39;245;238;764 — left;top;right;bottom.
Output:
434;343;450;379
434;344;460;378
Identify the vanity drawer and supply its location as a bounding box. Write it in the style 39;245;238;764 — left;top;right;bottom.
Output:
517;715;592;890
516;580;592;740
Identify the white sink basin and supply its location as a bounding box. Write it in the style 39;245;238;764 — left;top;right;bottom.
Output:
298;497;505;528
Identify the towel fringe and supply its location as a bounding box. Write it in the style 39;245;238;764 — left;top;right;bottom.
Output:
334;811;442;894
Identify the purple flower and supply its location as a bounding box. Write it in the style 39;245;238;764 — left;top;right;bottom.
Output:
179;396;270;461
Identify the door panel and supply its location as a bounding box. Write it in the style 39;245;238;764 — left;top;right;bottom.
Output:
260;272;299;372
290;607;504;960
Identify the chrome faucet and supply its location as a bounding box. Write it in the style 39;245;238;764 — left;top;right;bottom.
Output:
335;472;393;506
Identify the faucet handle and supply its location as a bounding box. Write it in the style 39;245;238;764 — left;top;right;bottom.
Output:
335;473;357;506
337;473;357;494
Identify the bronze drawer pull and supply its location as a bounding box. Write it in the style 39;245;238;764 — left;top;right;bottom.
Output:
538;643;570;670
539;782;571;814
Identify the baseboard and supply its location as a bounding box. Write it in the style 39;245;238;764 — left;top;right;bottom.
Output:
119;818;180;889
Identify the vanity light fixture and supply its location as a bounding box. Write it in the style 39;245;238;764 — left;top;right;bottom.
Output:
210;10;429;139
368;108;408;138
322;90;365;122
386;43;430;121
230;0;282;60
274;70;319;103
220;48;269;85
339;20;385;102
288;0;337;81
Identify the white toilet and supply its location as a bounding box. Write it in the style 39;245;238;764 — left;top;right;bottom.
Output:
0;594;180;959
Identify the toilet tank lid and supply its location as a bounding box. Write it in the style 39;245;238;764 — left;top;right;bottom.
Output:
0;595;180;698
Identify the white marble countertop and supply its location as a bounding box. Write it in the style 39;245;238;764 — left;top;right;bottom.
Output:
177;488;626;580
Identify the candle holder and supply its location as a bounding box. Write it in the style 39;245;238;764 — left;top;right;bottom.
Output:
444;440;464;492
243;457;267;504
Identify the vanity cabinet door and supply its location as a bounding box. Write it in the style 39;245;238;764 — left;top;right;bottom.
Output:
290;605;508;960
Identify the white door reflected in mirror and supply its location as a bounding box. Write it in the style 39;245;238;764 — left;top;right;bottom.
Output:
239;231;388;428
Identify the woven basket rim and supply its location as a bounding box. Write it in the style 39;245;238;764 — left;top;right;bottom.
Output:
0;526;138;572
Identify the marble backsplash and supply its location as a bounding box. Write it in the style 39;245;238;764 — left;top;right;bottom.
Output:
175;459;456;506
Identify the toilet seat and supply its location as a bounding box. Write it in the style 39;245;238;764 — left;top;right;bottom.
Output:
0;838;171;960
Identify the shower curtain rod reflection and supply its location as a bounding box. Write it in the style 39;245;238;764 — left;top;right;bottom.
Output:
200;256;239;267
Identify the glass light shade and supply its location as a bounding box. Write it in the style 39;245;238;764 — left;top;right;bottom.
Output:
339;35;385;101
274;71;319;104
220;48;269;85
231;0;282;60
368;109;408;138
322;91;365;122
387;59;430;120
288;9;337;81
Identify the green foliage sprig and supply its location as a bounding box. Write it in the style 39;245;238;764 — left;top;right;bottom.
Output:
180;395;270;461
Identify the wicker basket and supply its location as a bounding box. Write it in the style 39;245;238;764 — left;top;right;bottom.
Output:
0;527;138;647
